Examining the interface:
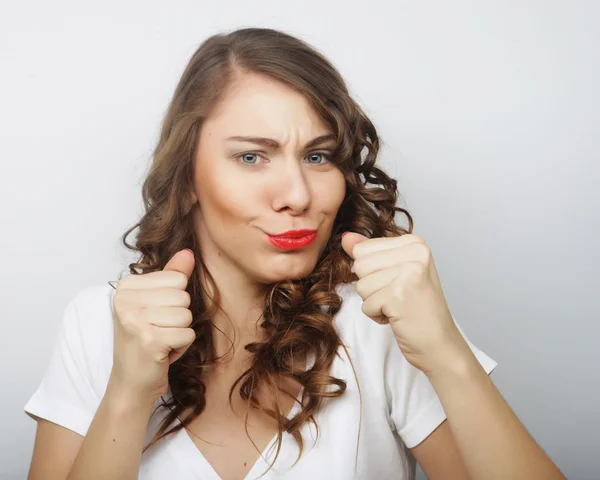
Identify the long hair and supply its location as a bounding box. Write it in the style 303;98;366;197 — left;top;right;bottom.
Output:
118;27;413;470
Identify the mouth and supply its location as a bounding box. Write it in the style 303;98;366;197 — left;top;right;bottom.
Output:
266;229;317;251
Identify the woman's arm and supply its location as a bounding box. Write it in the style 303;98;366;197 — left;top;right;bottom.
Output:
420;345;565;480
65;382;155;480
341;233;566;478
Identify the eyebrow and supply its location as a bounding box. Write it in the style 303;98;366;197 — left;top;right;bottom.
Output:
226;134;336;149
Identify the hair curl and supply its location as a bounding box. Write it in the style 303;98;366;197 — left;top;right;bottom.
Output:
117;27;413;473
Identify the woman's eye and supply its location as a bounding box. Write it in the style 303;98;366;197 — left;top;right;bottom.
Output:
238;152;329;165
306;153;329;164
239;153;261;165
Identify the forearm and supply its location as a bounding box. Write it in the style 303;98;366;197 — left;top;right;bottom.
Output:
427;347;565;480
67;382;155;480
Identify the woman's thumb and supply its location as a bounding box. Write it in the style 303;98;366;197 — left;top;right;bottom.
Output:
341;232;369;259
163;248;196;278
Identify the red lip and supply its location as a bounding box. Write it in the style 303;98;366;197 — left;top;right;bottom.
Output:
270;229;317;238
267;229;317;250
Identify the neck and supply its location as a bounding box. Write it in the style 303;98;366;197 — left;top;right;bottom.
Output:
195;244;267;368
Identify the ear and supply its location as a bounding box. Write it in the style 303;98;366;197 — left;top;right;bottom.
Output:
187;190;198;207
181;191;199;216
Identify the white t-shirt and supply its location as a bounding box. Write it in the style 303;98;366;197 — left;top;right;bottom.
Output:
24;282;497;480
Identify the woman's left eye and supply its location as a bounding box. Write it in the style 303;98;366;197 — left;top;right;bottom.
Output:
305;153;329;164
239;153;262;165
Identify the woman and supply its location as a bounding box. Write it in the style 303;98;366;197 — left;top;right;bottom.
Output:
25;27;565;480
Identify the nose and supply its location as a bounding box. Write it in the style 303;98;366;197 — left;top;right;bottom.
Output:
271;160;311;215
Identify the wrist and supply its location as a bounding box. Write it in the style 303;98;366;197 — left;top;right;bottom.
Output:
423;335;479;381
104;378;157;415
425;344;482;386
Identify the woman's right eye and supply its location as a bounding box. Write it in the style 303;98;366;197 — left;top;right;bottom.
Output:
239;153;261;165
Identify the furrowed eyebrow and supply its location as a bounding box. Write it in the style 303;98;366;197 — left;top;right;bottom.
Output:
226;134;336;149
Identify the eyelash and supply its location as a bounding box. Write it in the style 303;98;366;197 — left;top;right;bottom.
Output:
237;152;331;166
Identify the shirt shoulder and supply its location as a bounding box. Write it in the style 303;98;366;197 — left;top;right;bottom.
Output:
331;281;498;449
70;282;116;387
23;283;116;436
69;282;116;350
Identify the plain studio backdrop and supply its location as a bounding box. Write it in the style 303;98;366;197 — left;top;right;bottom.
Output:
1;1;598;479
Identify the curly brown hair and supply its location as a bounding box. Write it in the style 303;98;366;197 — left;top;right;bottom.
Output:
117;27;413;473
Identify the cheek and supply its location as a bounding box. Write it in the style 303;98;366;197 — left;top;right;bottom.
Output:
203;194;251;232
196;165;252;222
315;170;346;214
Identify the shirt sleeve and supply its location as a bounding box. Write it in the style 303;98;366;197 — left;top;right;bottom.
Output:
386;313;498;449
24;288;107;437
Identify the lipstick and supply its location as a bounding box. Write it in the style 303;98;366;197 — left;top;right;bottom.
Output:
267;229;317;251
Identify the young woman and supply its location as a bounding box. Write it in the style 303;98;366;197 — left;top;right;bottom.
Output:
25;27;565;480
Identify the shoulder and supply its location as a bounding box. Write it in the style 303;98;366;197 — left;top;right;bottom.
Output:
23;283;117;435
65;283;116;339
69;282;115;310
60;283;116;382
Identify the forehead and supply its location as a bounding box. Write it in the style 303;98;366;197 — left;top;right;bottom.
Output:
204;72;331;137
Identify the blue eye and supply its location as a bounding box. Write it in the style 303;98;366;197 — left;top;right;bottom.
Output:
306;153;329;164
237;152;329;166
240;153;260;165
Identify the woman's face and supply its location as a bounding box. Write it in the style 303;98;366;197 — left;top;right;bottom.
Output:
190;72;346;286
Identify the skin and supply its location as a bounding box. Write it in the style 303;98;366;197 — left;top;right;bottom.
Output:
189;71;346;362
27;70;565;480
183;71;347;479
27;75;349;480
184;70;566;479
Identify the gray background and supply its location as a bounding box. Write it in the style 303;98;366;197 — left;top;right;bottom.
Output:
1;1;598;478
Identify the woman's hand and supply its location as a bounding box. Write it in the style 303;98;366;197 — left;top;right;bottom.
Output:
109;249;197;402
341;232;470;376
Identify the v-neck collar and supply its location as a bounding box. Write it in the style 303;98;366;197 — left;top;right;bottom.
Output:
163;352;315;479
168;386;305;480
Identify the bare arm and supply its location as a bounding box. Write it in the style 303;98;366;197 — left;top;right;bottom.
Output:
28;251;196;480
28;420;83;480
28;382;155;480
66;383;155;480
425;345;565;480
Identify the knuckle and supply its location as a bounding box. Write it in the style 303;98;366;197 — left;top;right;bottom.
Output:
415;242;432;263
116;275;134;290
352;242;365;258
390;278;406;298
180;290;191;307
409;234;426;245
157;270;188;289
139;329;155;350
115;278;126;291
175;271;190;289
414;261;428;277
164;270;189;289
404;263;425;283
355;279;367;298
119;310;137;333
113;290;125;308
121;323;138;337
113;288;133;307
360;301;370;316
153;352;166;363
185;327;197;343
182;308;193;326
353;259;365;277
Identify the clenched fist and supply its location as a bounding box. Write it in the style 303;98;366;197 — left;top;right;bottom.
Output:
108;249;197;402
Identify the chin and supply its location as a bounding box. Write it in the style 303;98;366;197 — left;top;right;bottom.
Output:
258;253;319;284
